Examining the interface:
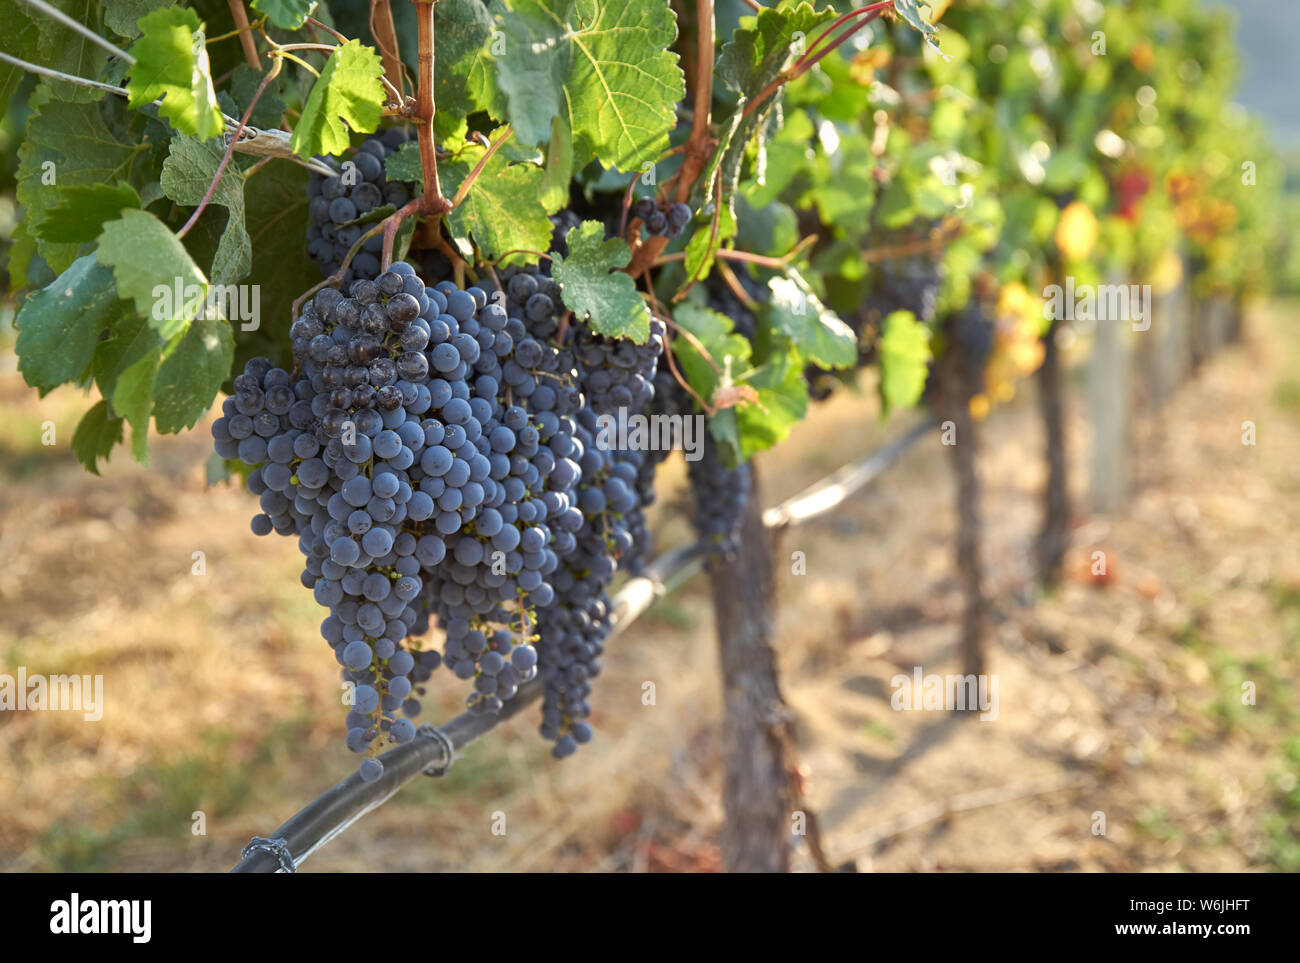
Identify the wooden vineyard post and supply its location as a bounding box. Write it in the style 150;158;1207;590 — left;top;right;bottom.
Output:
950;394;986;679
1036;312;1070;587
1206;294;1232;355
1227;293;1245;344
1157;251;1193;394
1188;259;1209;376
708;463;799;872
1088;275;1132;514
934;315;988;681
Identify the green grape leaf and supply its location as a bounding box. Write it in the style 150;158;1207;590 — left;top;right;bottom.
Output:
707;2;837;211
878;310;931;414
112;346;163;462
104;0;170;38
435;0;500;138
126;8;223;140
705;408;742;468
440;130;554;262
90;312;165;403
488;0;684;171
734;348;808;459
385;142;423;184
98;209;209;341
810;131;879;239
161;134;250;285
742;108;814;209
671;301;803;464
488;0;569;149
15;255;126;396
72;400;124;475
17;84;147;273
250;0;313;30
681;206;738;290
30;0;111;104
672;301;752;406
0;2;43;107
236;160;322;370
0;0;103;104
540;115;575;213
891;0;942;52
552;221;650;342
764;270;857;369
734;194;798;257
90;307;232;450
716;1;834;101
152;319;235;433
230;64;287;130
290;40;386;159
35;183;142;244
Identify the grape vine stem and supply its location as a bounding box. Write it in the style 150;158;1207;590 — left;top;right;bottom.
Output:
305;16;349;44
655;233;817;270
671;168;724;302
717;259;759;312
449;126;514;209
740;1;892;123
627;0;715;277
208;14;267;47
863;219;964;263
225;0;262;70
370;0;411;99
381;198;426;271
176;59;281;240
414;0;451;219
0;52;129;97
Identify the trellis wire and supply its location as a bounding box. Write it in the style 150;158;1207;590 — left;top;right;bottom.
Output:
232;418;934;872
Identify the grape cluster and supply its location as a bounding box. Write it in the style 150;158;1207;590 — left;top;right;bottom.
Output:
534;407;646;757
218;246;668;768
306;128;417;284
863;220;945;328
805;223;944;400
950;302;994;368
923;301;993;409
687;434;751;563
621;355;694;570
706;271;762;343
212;280;441;785
496;261;651;754
633;197;692;239
548;209;584;258
571;319;667;416
213;263;590;779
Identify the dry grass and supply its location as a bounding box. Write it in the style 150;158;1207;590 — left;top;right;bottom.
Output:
0;301;1297;872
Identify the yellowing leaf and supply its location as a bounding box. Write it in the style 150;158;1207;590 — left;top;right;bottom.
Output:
1055;201;1098;262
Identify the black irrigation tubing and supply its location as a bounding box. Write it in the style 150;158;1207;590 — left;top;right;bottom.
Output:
232;418;935;872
